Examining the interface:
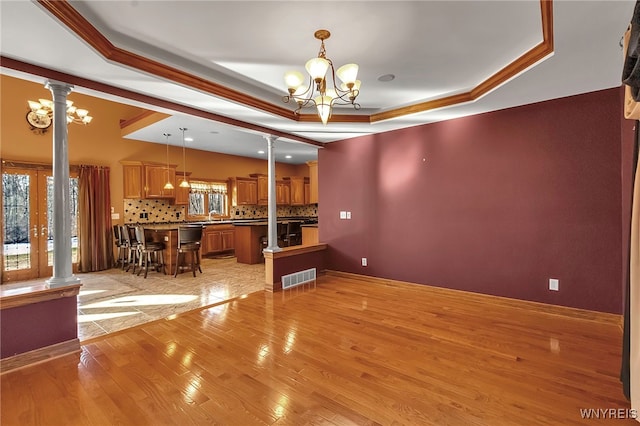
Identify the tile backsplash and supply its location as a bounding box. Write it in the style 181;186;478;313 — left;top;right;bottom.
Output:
124;199;186;224
123;200;317;223
231;205;318;219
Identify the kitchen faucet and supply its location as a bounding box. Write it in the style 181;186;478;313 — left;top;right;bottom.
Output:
208;210;216;221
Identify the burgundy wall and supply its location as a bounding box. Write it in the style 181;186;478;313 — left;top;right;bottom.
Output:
319;88;629;314
1;297;78;358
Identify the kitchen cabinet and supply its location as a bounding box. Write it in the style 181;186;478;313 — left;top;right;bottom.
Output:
304;183;310;205
306;160;318;204
231;177;258;206
122;162;143;198
250;173;268;205
285;176;308;206
144;164;176;199
174;171;192;205
276;180;290;205
302;225;319;245
121;161;177;200
202;224;235;255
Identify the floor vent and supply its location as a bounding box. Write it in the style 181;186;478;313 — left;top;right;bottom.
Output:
281;268;316;290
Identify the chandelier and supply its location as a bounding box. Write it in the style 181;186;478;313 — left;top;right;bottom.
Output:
27;98;93;127
282;29;361;125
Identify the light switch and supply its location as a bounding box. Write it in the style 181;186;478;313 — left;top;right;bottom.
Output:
346;212;351;219
339;211;347;219
111;213;120;220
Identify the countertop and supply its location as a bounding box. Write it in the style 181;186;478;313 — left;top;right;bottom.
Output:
131;217;317;229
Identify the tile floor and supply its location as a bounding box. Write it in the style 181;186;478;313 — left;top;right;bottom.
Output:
4;256;266;342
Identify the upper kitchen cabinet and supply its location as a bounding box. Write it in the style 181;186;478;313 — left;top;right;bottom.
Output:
122;162;143;199
250;173;268;206
174;171;192;205
144;163;176;199
285;176;308;206
276;180;291;205
231;177;258;206
121;161;177;200
306;160;318;204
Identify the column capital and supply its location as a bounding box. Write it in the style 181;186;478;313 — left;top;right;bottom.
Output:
45;80;74;98
263;135;278;144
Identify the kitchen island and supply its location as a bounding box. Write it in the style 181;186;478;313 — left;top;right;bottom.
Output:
233;220;308;264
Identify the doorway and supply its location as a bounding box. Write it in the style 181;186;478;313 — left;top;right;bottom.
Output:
1;166;78;283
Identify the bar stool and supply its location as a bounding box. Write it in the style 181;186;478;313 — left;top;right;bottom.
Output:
122;225;140;274
113;225;128;269
134;226;166;278
174;225;203;277
282;221;302;247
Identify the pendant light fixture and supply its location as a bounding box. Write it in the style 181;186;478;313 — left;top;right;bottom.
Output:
163;133;174;190
282;29;361;125
179;127;190;188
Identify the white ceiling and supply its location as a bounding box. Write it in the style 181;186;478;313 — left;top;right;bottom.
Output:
0;1;635;164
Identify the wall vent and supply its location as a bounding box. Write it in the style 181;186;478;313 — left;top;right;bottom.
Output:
281;268;316;290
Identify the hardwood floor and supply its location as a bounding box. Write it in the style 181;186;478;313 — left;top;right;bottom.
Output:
1;273;634;425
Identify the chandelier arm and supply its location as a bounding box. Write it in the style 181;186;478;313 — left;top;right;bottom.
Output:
283;76;315;103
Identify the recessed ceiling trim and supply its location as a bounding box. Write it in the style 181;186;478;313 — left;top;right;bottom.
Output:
35;0;553;126
370;0;554;122
36;0;296;121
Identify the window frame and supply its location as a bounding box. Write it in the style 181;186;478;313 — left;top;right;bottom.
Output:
186;179;230;221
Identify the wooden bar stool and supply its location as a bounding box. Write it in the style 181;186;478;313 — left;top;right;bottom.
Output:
174;225;203;277
122;225;140;274
113;225;128;269
134;226;166;278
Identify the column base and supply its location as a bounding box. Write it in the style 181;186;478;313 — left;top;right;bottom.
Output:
264;246;282;253
46;275;82;288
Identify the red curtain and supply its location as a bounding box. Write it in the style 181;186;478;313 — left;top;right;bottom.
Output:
78;165;113;272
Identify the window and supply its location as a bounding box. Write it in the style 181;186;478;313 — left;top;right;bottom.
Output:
187;181;229;219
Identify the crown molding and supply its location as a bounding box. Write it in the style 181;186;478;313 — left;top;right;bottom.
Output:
34;0;553;126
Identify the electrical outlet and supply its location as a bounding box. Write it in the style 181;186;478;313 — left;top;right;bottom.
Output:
361;257;367;267
549;278;559;291
340;211;347;219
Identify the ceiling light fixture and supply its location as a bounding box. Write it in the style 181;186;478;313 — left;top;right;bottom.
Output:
26;98;93;134
163;133;174;191
283;29;361;125
179;127;190;188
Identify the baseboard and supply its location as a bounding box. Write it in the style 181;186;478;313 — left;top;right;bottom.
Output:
324;270;623;326
0;338;80;374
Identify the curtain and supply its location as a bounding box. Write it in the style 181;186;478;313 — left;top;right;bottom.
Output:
78;165;113;272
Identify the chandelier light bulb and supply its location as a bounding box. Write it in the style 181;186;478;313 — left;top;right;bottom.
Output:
336;63;359;85
305;57;330;82
284;71;305;91
315;95;332;125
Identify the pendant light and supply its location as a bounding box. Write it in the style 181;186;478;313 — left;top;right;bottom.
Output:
179;127;190;188
163;133;174;190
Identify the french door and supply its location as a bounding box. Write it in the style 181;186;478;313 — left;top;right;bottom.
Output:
1;167;78;283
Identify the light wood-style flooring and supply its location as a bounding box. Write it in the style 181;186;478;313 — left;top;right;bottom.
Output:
1;273;634;425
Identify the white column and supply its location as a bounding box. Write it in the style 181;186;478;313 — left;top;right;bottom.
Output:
263;135;281;252
45;80;81;288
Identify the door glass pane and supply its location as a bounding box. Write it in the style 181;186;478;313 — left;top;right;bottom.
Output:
2;173;31;271
46;176;79;265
